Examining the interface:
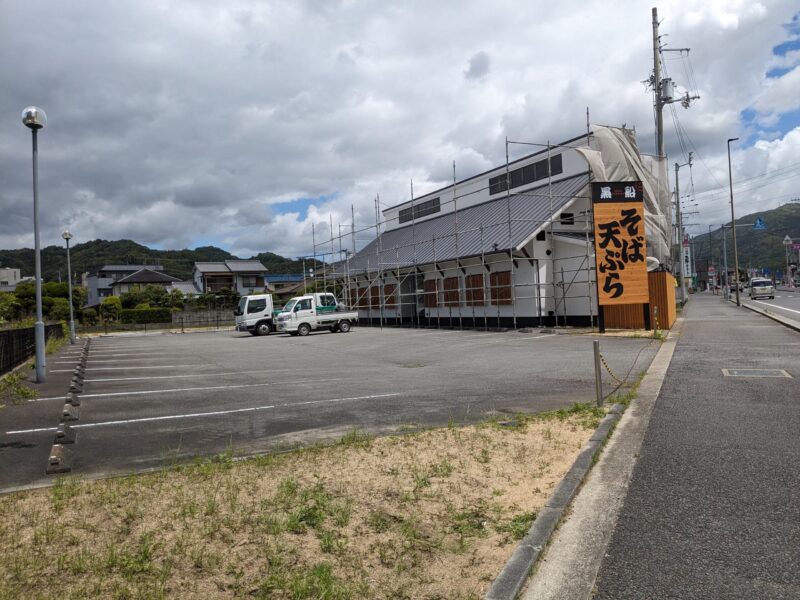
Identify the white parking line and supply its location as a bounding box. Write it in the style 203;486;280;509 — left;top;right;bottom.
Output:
7;393;401;434
28;378;345;402
84;371;264;382
51;364;215;372
83;352;177;357
56;357;175;364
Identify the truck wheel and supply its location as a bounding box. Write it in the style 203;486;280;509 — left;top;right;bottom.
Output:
338;320;351;333
255;321;271;336
297;323;311;337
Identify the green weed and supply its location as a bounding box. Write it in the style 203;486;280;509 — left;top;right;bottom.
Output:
0;371;38;404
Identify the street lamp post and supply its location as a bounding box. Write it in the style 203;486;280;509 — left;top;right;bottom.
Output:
674;156;692;305
722;225;729;300
783;235;793;287
727;137;741;306
22;106;47;383
62;229;76;344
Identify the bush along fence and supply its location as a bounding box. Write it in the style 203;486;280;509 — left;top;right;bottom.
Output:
0;323;65;376
79;309;235;334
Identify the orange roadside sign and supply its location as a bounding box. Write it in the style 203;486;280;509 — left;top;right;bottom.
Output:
592;182;649;306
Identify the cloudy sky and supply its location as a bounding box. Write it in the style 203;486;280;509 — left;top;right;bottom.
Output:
2;0;799;259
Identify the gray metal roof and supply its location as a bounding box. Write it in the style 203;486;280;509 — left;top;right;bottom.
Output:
113;268;181;285
194;262;231;273
168;281;201;294
97;264;164;273
224;260;268;273
346;172;589;273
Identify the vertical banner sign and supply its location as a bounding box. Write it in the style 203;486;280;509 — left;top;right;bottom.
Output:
592;181;649;306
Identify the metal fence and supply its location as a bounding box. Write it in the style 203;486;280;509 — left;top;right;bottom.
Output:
0;323;65;376
78;310;235;335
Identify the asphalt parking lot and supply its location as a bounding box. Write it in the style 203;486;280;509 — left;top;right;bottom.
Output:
0;326;659;490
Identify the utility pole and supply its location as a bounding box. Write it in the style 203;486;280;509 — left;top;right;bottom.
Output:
652;7;664;157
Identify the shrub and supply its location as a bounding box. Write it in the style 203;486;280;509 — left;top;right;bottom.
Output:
81;308;98;325
100;296;122;322
119;307;172;324
49;297;71;321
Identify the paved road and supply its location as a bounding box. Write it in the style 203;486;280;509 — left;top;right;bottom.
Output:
0;326;658;490
594;294;800;599
745;289;800;322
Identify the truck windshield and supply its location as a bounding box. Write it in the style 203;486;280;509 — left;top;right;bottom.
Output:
235;297;246;316
283;299;297;312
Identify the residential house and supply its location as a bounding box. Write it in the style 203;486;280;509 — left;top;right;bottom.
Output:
84;264;165;306
111;268;181;296
266;273;306;305
192;260;268;295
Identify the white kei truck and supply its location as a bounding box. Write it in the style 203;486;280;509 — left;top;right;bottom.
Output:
275;293;358;336
234;294;276;336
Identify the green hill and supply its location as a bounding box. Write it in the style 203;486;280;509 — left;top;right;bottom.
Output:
691;203;800;274
0;239;312;282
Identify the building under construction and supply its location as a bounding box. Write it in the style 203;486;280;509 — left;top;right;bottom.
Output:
318;124;672;329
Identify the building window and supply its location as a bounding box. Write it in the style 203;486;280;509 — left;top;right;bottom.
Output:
423;279;439;308
465;274;485;306
488;154;564;195
399;197;441;224
370;286;380;308
241;275;260;288
490;271;512;305
560;212;574;225
383;284;397;307
443;277;460;307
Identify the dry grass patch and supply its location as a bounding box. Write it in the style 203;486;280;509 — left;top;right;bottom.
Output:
0;404;605;599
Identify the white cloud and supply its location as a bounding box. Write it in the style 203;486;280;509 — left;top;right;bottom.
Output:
1;0;799;261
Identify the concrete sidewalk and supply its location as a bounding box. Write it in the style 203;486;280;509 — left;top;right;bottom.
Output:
594;295;800;598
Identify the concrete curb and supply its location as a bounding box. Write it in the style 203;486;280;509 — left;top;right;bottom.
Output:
738;300;800;333
484;403;625;600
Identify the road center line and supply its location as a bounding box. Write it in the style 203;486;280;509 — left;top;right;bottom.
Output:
7;393;401;434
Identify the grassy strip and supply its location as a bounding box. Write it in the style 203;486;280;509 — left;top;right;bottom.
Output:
0;406;603;599
0;371;38;407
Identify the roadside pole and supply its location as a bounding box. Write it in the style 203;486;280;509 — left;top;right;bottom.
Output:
593;340;603;407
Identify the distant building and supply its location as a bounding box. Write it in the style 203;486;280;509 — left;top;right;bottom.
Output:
266;273;305;305
192;260;269;295
110;268;181;296
84;264;165;306
0;267;32;292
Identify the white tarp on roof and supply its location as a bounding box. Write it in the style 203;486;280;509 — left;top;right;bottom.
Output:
575;125;672;266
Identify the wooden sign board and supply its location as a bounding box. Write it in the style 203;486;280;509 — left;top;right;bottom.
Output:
592;182;649;306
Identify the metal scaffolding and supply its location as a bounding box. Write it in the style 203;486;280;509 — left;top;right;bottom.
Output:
303;133;600;331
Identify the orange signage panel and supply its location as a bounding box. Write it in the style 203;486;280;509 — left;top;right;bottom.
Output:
592;182;649;306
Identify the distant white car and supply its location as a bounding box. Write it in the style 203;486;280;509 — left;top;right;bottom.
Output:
748;278;774;300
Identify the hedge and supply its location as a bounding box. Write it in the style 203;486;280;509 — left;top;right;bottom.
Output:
119;308;173;324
